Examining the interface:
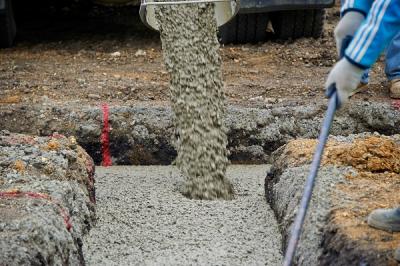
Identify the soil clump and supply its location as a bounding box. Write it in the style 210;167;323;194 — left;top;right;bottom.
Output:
267;134;400;265
0;131;96;264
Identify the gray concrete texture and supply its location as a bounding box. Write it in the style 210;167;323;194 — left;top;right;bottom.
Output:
0;101;399;165
0;131;95;265
83;165;282;265
155;3;233;199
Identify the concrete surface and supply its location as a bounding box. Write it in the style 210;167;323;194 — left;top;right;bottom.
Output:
83;165;282;265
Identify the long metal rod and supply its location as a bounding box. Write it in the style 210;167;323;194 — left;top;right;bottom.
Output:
142;0;231;5
283;90;338;266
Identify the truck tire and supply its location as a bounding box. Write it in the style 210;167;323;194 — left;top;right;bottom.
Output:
218;13;269;44
271;9;325;40
236;14;248;43
218;15;237;44
0;0;16;48
254;14;269;43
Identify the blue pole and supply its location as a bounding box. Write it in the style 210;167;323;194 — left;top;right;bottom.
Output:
283;90;338;266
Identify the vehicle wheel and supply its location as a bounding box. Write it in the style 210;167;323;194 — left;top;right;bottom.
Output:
254;13;269;43
218;13;269;44
218;15;237;44
271;9;325;40
0;0;16;48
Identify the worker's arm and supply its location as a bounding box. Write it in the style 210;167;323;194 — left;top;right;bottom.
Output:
326;0;400;107
335;0;375;57
344;0;400;69
341;0;374;17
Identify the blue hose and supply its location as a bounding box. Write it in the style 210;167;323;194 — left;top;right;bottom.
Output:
283;88;338;266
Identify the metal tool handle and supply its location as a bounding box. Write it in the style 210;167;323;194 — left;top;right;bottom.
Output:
283;87;338;266
142;0;233;6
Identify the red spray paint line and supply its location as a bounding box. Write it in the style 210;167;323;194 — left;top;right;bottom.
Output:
0;190;72;231
392;100;400;110
101;103;112;167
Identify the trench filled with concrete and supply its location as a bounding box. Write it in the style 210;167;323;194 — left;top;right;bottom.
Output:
3;56;399;264
83;165;282;265
1;101;399;264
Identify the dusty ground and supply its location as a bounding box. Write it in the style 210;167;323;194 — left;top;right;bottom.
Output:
83;165;282;265
0;2;394;109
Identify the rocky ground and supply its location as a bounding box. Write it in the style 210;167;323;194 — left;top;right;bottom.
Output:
0;131;95;264
1;1;400;265
0;2;395;108
266;133;400;265
1;2;399;166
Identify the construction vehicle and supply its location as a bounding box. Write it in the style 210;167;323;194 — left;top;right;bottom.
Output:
0;0;334;48
219;0;334;43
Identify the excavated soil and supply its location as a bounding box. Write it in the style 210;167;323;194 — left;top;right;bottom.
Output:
0;131;95;265
0;2;395;108
267;134;400;265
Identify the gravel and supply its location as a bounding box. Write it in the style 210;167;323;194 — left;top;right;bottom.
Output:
83;165;282;265
155;2;233;199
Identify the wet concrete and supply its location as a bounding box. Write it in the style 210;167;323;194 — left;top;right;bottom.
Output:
83;165;282;265
155;2;233;199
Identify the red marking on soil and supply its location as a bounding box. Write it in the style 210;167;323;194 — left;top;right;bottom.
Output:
84;155;96;203
392;100;400;110
3;135;36;145
101;103;112;167
51;133;66;139
0;190;72;231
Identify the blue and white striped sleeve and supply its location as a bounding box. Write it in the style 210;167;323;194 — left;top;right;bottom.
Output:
344;0;400;69
341;0;374;17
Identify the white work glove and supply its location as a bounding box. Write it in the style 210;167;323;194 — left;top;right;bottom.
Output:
334;11;365;56
325;58;364;108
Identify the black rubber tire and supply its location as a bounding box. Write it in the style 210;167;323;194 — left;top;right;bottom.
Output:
293;10;306;39
0;0;16;48
218;13;269;44
254;13;269;43
218;16;237;44
236;14;248;44
271;9;325;40
311;9;325;38
245;14;257;43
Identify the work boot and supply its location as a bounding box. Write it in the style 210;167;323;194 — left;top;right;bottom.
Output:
395;247;400;262
389;79;400;99
367;207;400;232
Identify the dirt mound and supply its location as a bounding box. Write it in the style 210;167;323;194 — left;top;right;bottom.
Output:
267;134;400;265
0;131;96;265
273;135;400;172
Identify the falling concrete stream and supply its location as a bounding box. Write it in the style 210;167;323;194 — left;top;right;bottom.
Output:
83;165;282;265
155;3;234;200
